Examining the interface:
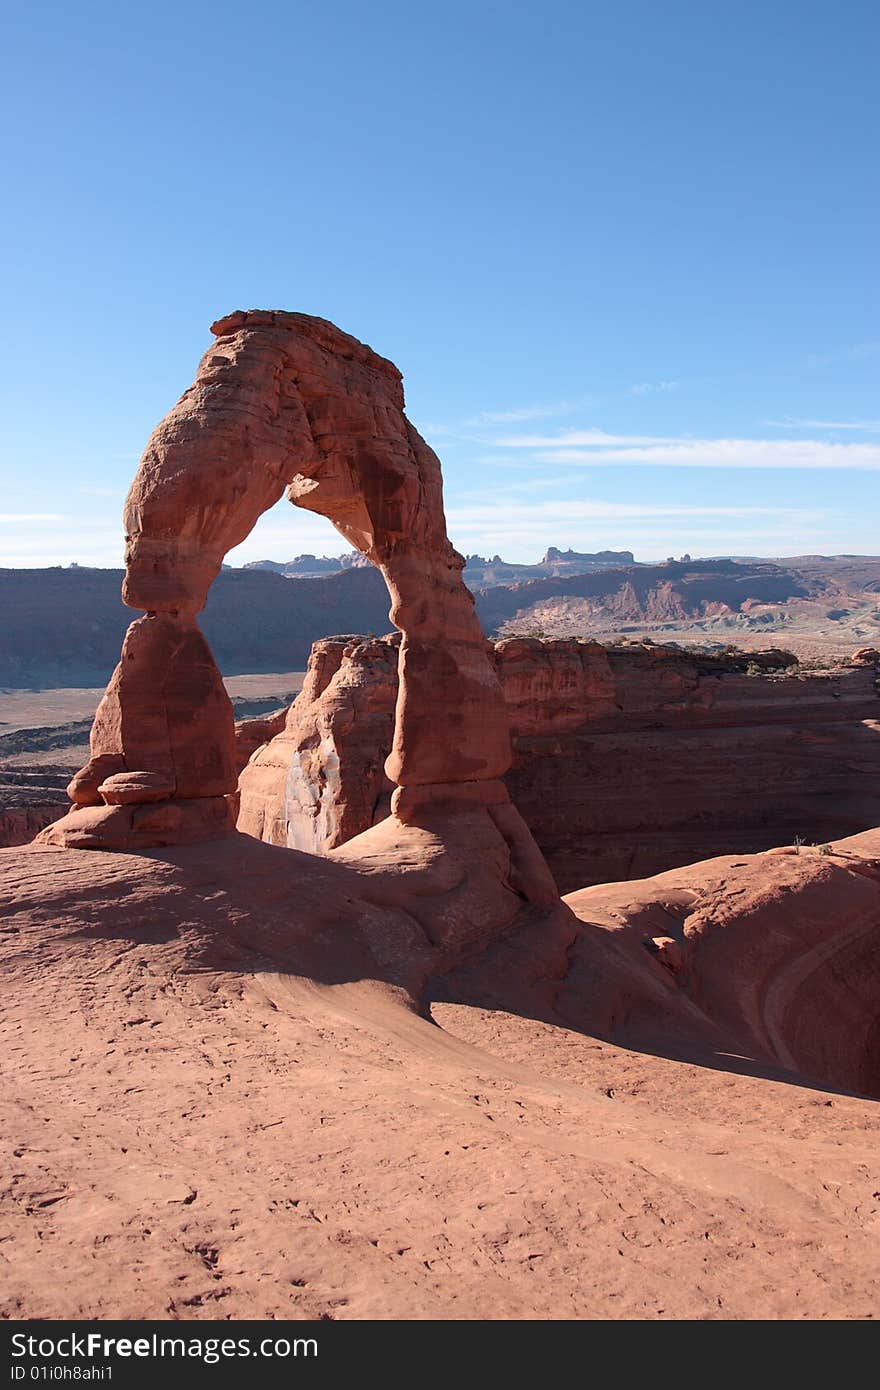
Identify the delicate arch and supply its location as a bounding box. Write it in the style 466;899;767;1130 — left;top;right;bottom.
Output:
41;311;525;854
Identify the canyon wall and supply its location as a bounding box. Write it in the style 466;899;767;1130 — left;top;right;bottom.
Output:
0;803;67;847
0;770;69;847
0;565;391;688
237;637;880;892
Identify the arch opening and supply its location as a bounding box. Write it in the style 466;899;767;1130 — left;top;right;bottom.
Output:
224;492;354;572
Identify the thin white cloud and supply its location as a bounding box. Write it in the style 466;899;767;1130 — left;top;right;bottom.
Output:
0;513;66;522
764;418;880;431
793;342;880;370
447;499;816;525
495;429;675;448
539;442;880;469
629;380;678;397
421;397;593;437
465;400;583;426
457;474;582;496
423;377;680;438
78;485;127;497
487;429;880;469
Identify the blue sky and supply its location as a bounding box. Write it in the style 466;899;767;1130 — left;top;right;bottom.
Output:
0;1;877;567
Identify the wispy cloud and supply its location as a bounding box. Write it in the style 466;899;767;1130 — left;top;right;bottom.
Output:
78;485;126;498
464;399;584;426
495;429;675;448
488;429;880;470
457;474;585;497
421;397;593;437
764;418;880;431
447;499;814;524
794;342;880;371
629;380;678;397
0;513;66;522
423;377;680;438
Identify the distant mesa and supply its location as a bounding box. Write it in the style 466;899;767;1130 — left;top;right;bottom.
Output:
461;548;636;586
243;551;371;577
239;547;638;586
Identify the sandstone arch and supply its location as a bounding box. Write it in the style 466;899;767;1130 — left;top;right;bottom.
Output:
40;311;557;911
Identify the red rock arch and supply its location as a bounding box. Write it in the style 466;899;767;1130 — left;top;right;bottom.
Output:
40;312;555;908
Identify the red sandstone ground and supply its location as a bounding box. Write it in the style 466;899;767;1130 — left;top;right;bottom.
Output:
1;829;878;1321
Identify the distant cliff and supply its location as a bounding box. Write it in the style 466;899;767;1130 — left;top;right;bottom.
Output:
462;548;636;585
2;553;879;688
242;552;372;577
0;566;391;687
473;557;808;630
240;546;636;586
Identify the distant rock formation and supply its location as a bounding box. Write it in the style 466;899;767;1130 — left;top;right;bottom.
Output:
240;547;637;586
475;557;809;632
243;551;371;577
541;546;636;571
237;636;880;892
0;565;391;688
461;547;636;586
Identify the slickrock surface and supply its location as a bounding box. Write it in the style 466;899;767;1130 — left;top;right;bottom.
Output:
238;636;880;891
2;829;878;1320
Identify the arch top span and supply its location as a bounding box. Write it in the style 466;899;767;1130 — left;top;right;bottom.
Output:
123;309;436;616
38;311;558;930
